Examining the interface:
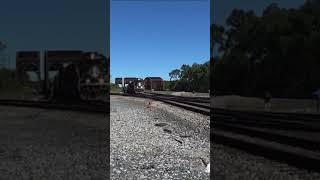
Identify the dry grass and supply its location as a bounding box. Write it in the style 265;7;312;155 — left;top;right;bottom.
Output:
0;87;34;100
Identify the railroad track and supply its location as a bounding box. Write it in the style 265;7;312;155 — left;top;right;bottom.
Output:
212;108;320;173
0;99;109;114
143;91;210;103
112;92;320;173
111;92;210;115
8;93;317;173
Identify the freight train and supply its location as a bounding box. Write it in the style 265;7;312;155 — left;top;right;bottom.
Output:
116;77;163;94
126;78;144;94
41;51;109;102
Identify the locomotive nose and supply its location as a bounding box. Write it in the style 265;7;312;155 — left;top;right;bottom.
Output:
51;63;81;103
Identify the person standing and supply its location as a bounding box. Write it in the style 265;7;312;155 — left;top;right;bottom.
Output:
264;91;272;111
313;89;320;112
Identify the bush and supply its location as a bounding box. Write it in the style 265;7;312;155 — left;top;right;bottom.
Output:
0;68;33;98
110;83;121;93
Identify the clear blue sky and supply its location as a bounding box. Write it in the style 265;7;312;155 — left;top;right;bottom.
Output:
0;0;109;69
110;0;210;81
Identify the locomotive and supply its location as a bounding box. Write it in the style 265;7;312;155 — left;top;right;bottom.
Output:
116;77;164;94
15;50;109;103
49;63;81;103
125;78;144;94
45;52;109;102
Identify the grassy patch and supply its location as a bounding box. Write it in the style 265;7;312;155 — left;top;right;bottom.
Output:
110;83;121;93
0;69;34;99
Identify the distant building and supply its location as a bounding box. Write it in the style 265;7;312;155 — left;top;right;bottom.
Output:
144;77;164;91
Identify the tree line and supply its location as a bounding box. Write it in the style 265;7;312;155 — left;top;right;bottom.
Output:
212;0;320;98
166;61;210;92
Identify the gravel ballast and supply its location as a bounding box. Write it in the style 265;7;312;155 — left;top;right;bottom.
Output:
212;143;320;180
112;95;320;180
110;95;210;179
0;106;109;179
2;95;317;179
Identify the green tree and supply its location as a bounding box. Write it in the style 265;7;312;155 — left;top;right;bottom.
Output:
211;1;320;98
167;61;210;92
169;69;181;81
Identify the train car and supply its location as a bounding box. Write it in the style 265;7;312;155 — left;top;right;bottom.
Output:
119;77;165;94
144;77;164;91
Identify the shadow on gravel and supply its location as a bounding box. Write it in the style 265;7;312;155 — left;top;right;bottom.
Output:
0;109;109;179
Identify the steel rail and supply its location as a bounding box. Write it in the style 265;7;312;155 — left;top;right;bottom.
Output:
0;99;109;114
